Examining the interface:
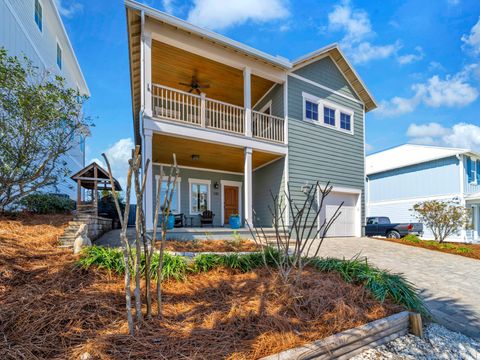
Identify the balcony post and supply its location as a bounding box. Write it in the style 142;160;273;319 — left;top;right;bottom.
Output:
243;67;252;137
144;129;154;230
200;92;206;127
244;147;253;226
142;28;153;117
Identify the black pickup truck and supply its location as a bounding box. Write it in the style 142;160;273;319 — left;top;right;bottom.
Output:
365;217;423;239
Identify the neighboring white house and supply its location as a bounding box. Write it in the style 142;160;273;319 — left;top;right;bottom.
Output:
366;144;480;243
0;0;90;198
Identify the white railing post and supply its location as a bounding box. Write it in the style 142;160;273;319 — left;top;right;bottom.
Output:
244;147;253;227
243;67;252;137
200;92;206;128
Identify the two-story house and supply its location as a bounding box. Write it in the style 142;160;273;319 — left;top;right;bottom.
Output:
366;144;480;243
1;0;90;198
125;0;377;236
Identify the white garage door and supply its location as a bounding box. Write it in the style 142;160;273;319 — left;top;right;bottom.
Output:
326;205;356;237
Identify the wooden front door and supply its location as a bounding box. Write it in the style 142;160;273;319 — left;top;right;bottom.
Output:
224;186;239;224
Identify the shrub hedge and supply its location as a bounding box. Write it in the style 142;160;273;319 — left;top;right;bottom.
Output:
19;193;75;214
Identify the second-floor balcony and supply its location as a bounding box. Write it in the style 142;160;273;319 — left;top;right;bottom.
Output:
151;84;285;144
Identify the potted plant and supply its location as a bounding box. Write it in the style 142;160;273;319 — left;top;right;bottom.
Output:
229;212;241;229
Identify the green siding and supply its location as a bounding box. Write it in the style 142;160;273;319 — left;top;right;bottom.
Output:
293;56;359;100
253;83;284;118
152;165;244;227
252;157;285;227
287;74;365;225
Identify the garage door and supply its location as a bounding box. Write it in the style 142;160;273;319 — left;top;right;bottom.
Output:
325;205;356;237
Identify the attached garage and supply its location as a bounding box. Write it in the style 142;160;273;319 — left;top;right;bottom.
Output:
319;187;362;237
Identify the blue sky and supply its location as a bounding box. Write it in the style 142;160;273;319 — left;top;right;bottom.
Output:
57;0;480;180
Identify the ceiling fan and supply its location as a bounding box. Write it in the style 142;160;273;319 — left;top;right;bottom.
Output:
179;70;210;94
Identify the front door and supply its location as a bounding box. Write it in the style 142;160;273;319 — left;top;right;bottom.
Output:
224;186;239;224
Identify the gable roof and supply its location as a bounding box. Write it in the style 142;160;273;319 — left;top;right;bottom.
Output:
366;144;479;175
71;162;122;191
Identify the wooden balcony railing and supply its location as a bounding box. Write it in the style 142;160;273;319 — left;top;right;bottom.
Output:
151;84;284;143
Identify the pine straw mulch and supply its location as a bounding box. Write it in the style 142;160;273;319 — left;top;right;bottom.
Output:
162;239;260;252
372;236;480;260
0;214;402;360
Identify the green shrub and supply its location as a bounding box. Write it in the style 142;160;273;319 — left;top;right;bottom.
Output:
20;193;75;214
313;257;429;316
402;234;421;243
456;246;473;253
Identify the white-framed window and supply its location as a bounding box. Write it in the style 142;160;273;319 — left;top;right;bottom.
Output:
302;92;354;135
56;42;62;69
34;0;43;32
467;156;480;184
155;175;181;213
189;179;211;215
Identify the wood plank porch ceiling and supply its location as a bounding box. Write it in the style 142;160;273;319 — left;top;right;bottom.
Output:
152;134;282;173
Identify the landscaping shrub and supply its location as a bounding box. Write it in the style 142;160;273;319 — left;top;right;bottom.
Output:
19;193;75;214
313;257;429;316
402;234;421;243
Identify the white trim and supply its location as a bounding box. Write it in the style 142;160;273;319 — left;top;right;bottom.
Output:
301;93;354;135
259;100;272;115
155;175;182;213
283;76;289;225
220;180;243;226
154;162;243;175
188;178;211;215
368;194;463;206
290;73;362;105
144;117;288;155
253;84;277;110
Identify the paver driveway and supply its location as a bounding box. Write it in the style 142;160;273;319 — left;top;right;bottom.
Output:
315;237;480;340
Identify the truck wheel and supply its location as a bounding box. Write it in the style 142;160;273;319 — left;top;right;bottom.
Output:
387;230;401;239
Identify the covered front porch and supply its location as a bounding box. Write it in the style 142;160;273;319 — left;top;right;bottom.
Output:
144;133;286;230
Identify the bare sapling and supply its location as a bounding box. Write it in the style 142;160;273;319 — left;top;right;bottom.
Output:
102;150;135;336
156;154;179;317
249;181;343;285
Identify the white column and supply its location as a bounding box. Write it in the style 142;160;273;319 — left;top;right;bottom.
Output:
244;147;253;226
144;129;154;230
143;30;153;117
243;67;252;137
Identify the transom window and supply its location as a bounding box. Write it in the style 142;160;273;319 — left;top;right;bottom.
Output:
56;43;62;69
305;100;318;121
324;107;335;126
189;180;210;214
34;0;42;31
340;113;351;131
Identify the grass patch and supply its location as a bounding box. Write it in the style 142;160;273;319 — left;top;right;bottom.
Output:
79;246;427;315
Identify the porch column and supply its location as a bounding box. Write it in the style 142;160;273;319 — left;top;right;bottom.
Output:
244;147;253;226
144;129;154;230
243;67;252;137
142;27;152;117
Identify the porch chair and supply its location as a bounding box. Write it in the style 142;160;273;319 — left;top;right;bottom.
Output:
174;213;185;228
199;210;215;227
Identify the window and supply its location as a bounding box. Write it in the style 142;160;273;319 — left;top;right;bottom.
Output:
56;43;62;69
340;112;351;131
305;100;318;121
467;157;478;184
324;106;335;126
189;179;210;214
34;0;42;31
156;176;181;213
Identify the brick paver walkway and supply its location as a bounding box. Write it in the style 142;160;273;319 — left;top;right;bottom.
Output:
315;237;480;340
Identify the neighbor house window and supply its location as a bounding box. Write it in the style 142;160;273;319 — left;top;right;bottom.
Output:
189;179;210;214
56;43;62;69
467;157;480;184
340;112;351;131
324;106;335;126
305;100;318;121
34;0;42;31
156;176;181;213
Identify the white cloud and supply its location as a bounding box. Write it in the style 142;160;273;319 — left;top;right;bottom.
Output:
407;122;480;152
397;46;424;65
162;0;175;14
377;67;478;117
327;1;401;64
462;17;480;55
186;0;289;31
89;138;134;192
54;0;83;18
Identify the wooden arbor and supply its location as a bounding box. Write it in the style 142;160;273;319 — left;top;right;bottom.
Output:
71;162;122;216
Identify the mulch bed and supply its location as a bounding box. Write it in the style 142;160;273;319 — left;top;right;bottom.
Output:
372;237;480;260
163;239;260;252
0;214;401;359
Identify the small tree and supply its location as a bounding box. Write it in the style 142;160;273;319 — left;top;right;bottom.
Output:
413;200;471;243
0;48;90;211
